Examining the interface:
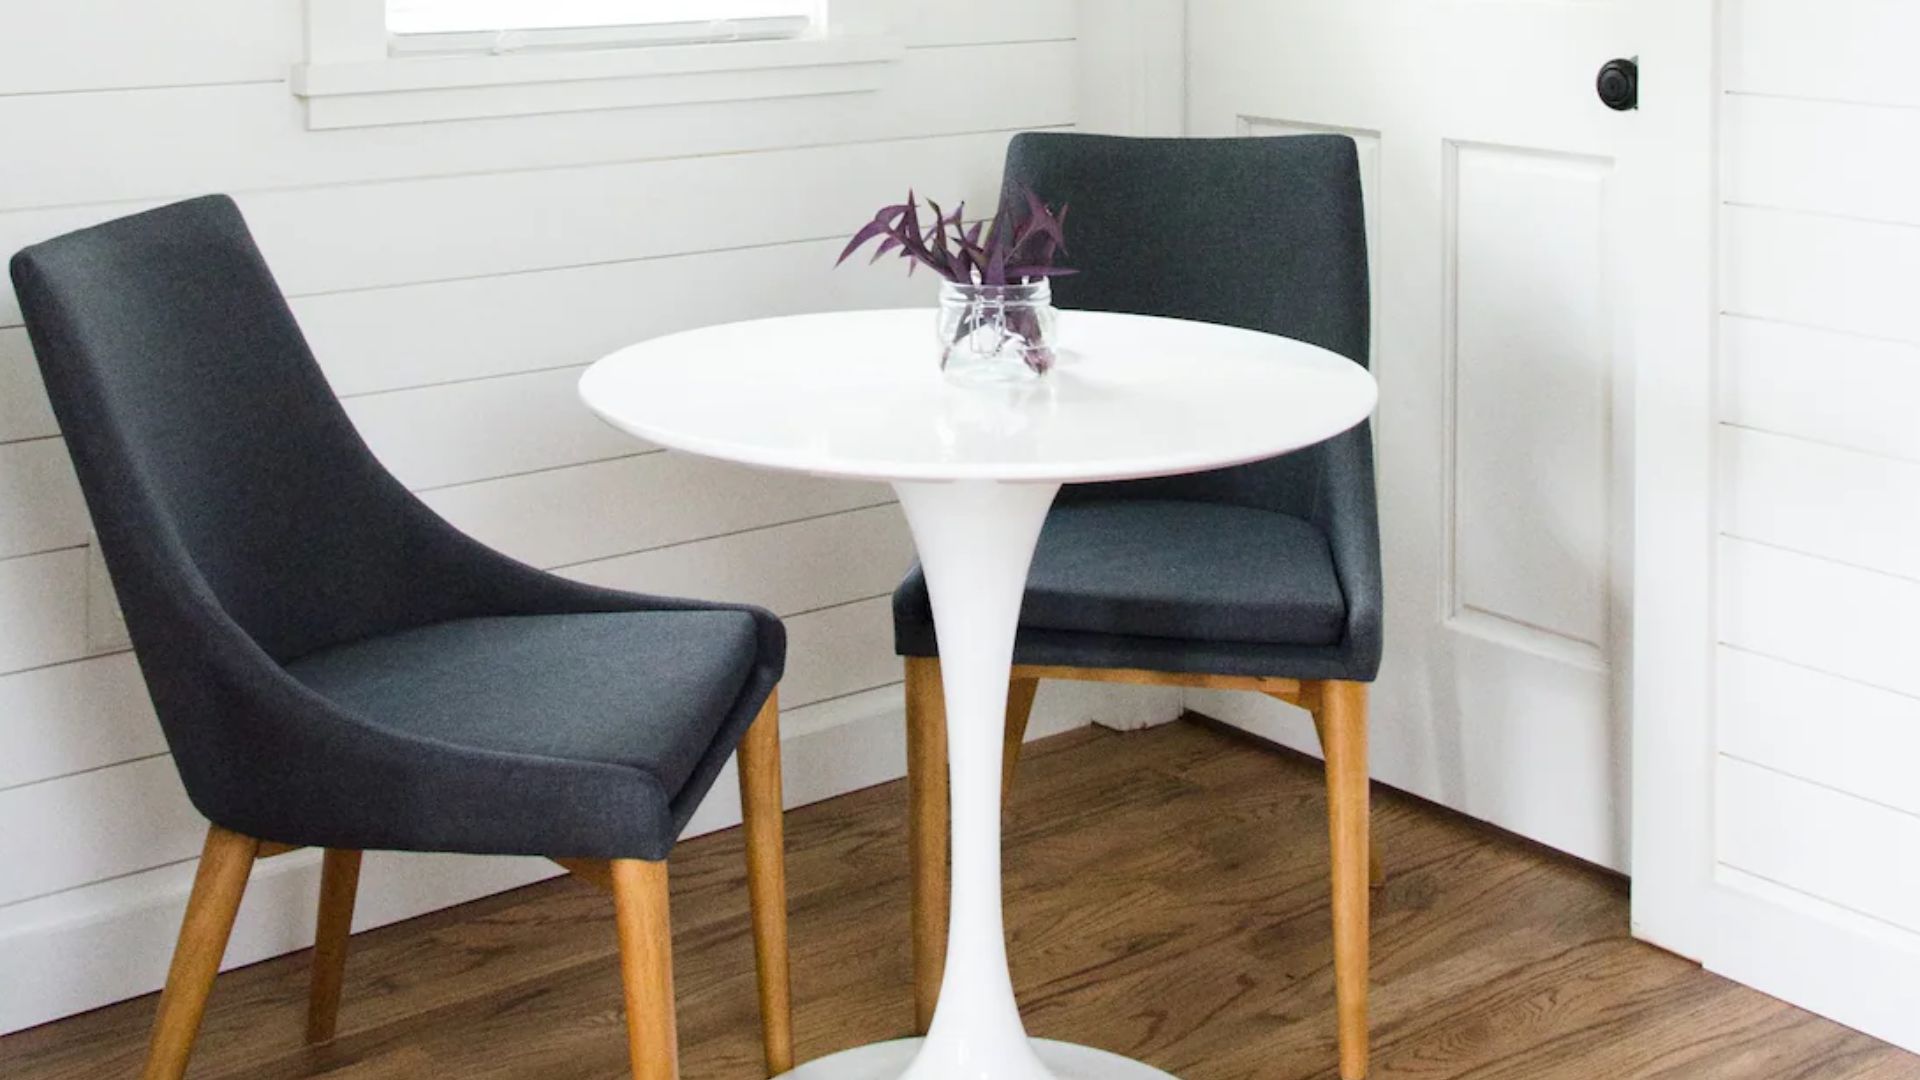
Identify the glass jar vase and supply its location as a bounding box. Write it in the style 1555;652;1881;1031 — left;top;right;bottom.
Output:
936;280;1058;383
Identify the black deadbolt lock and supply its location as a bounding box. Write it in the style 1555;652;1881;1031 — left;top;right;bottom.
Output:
1597;58;1639;111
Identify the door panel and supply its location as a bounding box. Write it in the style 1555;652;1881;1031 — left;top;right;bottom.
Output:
1450;143;1614;655
1189;0;1634;866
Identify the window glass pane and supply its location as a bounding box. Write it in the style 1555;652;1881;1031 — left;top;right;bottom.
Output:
388;0;814;35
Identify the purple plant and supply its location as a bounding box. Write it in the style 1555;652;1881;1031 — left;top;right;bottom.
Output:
836;187;1073;285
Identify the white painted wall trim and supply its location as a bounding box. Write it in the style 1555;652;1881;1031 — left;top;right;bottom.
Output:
1623;0;1726;959
295;0;902;129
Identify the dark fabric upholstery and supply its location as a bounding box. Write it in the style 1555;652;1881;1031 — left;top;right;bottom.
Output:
895;500;1346;646
11;196;784;861
288;612;759;798
893;133;1383;682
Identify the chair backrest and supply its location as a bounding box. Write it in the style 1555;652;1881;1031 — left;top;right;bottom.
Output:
1002;132;1371;511
10;196;471;663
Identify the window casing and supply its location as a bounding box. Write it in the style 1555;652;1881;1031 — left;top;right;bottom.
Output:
385;1;819;53
292;0;897;130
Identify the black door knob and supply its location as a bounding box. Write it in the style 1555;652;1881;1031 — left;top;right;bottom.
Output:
1597;58;1638;111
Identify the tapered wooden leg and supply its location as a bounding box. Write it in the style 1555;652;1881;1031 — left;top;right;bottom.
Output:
612;859;678;1080
1001;677;1039;807
305;849;362;1044
904;656;948;1035
142;825;259;1080
737;691;794;1076
1312;680;1371;1080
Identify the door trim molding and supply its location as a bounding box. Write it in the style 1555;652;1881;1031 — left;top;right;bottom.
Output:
1626;0;1721;959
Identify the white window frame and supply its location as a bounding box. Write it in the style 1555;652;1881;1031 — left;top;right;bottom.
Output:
292;0;902;131
384;0;815;53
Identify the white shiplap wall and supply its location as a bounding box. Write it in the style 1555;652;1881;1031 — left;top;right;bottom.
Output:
0;0;1174;1034
1715;0;1920;1014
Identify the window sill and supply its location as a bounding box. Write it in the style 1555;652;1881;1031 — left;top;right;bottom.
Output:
289;32;905;130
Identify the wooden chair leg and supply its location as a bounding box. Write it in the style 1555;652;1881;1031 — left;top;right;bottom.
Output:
904;656;948;1035
1311;680;1371;1080
611;859;679;1080
305;849;362;1044
142;825;259;1080
737;691;794;1076
1002;677;1039;807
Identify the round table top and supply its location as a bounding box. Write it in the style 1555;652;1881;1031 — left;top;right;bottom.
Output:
579;309;1377;485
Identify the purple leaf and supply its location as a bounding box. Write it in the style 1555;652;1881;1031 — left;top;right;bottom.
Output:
835;217;895;266
838;184;1071;284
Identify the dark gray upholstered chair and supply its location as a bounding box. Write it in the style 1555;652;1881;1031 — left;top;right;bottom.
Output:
10;196;794;1080
893;133;1382;1080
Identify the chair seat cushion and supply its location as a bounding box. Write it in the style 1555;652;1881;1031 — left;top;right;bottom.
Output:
287;610;759;800
899;499;1347;647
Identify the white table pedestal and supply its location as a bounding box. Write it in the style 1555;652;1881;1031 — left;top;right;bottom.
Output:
776;480;1177;1080
781;1038;1176;1079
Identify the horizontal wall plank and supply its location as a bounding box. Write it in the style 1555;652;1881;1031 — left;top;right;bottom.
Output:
1718;754;1920;935
1724;94;1920;226
0;653;160;792
301;236;927;398
421;451;888;570
1719;537;1920;698
906;3;1076;45
240;130;1014;303
0;438;87;559
0;549;87;678
0;755;203;907
563;503;912;616
1719;425;1920;580
0;1;299;96
781;595;898;709
0;330;58;443
343;366;639;491
1725;0;1920;107
1720;316;1920;462
0;594;895;904
1722;204;1920;344
1720;647;1920;819
0;42;1074;213
0;129;1022;327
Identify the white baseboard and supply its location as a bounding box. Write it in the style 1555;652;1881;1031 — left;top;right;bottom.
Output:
0;677;1179;1035
1711;867;1920;1053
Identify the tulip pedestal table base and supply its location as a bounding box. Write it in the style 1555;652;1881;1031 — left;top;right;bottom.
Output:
779;479;1180;1080
784;480;1174;1079
780;1039;1178;1080
579;310;1379;1080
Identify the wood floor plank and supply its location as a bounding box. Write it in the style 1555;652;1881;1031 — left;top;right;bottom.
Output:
1;720;1915;1080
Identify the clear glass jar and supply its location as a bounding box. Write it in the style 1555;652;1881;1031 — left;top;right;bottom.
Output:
936;280;1058;383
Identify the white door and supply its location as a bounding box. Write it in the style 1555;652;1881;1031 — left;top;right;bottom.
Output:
1183;0;1708;872
1183;0;1920;1053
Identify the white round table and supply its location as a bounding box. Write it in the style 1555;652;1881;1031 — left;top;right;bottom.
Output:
581;309;1377;1080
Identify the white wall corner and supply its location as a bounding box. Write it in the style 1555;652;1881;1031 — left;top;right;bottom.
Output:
1075;0;1187;136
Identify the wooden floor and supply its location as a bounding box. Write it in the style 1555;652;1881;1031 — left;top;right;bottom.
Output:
5;719;1917;1080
